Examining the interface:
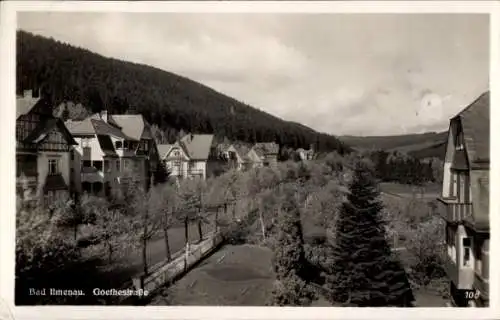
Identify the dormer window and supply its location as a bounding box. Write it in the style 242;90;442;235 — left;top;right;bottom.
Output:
455;129;464;151
115;141;122;149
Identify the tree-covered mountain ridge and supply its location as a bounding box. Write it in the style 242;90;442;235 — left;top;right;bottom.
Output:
16;30;350;153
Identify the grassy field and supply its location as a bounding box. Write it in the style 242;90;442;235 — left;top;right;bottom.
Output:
150;244;276;306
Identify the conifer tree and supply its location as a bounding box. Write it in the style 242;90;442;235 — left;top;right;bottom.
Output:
271;185;314;306
325;159;414;307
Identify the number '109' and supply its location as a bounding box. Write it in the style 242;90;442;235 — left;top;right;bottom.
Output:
464;290;480;300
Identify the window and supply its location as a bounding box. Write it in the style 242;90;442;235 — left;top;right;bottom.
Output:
93;160;103;171
115;141;122;149
475;239;483;276
451;172;458;197
173;150;180;157
463;237;473;268
82;160;92;168
46;191;54;205
455;130;464;150
48;159;59;175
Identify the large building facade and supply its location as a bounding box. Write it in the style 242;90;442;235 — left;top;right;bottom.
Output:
437;91;490;307
66;111;159;197
16;90;77;205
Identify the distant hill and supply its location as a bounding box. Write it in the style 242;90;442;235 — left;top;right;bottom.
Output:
339;131;448;160
16;30;350;154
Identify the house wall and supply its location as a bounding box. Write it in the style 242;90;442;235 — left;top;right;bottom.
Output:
264;154;278;167
71;147;82;193
164;159;188;178
36;151;70;196
442;125;456;198
189;160;207;179
455;225;475;289
470;170;489;227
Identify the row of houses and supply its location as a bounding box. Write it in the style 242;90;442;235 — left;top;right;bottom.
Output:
16;89;303;205
16;90;161;204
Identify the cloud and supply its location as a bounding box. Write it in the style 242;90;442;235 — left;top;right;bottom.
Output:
17;12;489;136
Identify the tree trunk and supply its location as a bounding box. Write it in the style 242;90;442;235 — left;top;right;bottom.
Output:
184;216;189;247
215;206;219;233
142;229;148;275
164;226;171;261
108;242;113;264
259;198;266;241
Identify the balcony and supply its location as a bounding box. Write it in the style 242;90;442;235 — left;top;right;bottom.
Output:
437;197;473;222
187;169;204;178
81;167;104;183
16;174;37;187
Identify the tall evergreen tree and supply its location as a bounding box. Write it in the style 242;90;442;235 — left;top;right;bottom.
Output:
325;159;414;307
271;185;314;306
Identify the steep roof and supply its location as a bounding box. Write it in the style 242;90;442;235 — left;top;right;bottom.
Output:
234;145;251;162
16;95;41;119
180;134;214;160
253;142;279;156
109;114;153;141
452;91;489;167
217;143;232;153
23;118;77;145
65;116;128;139
96;135;118;157
157;144;174;159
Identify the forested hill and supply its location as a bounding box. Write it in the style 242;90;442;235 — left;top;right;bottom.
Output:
16;30;350;154
339;131;447;160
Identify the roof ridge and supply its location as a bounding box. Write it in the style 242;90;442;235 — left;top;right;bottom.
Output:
452;91;489;120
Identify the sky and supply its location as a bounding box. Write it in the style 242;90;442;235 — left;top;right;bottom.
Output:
17;12;489;136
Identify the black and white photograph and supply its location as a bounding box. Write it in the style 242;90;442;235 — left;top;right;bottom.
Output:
0;1;497;318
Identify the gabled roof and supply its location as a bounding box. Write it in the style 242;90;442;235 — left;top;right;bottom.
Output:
452;91;489;167
157;144;174;159
217;143;232;153
253;142;279;156
96;135;118;157
234;145;251;162
109;114;153;141
65;116;128;139
180;134;214;160
16;95;41;119
23;118;77;146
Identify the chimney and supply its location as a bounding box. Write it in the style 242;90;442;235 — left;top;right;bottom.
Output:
100;110;108;123
23;90;33;99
